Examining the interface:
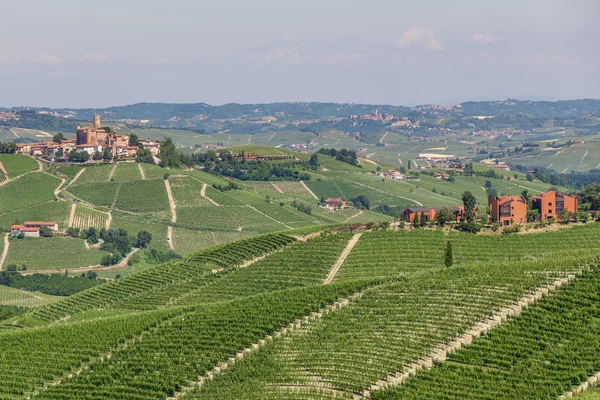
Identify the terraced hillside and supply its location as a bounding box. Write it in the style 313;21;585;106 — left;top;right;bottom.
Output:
0;224;599;399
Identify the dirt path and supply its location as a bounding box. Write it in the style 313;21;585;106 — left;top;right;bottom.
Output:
362;274;578;397
68;204;77;228
53;177;66;198
248;205;293;229
9;128;19;138
138;163;146;179
581;150;588;164
67;167;86;188
323;233;361;284
360;158;380;167
0;161;7;176
165;179;177;223
344;210;364;222
201;183;220;206
106;211;112;229
0;233;10;270
167;226;175;251
211;232;218;245
345;179;424;206
300;181;319;199
108;164;117;181
379;132;388;144
271;182;284;194
167;291;364;400
22;248;140;275
33;157;43;172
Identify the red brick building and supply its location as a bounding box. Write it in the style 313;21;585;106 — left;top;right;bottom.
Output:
532;191;578;221
402;206;465;223
488;195;527;226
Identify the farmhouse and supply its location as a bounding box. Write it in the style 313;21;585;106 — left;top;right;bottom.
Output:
325;198;347;210
10;221;58;238
532;191;578;221
402;206;465;223
488;195;527;226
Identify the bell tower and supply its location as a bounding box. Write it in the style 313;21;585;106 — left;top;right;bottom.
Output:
93;114;101;129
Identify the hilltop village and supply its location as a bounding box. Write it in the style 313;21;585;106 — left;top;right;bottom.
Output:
15;115;160;162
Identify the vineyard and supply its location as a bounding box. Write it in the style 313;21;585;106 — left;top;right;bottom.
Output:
1;153;600;399
70;205;109;230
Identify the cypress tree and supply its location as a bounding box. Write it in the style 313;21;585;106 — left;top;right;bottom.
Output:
444;241;453;268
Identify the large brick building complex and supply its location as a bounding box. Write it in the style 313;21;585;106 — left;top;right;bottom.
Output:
488;190;578;225
532;191;578;221
488;195;527;226
402;206;465;223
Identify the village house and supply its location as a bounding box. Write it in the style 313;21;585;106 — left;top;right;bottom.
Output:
488;195;528;226
10;221;59;238
532;191;578;221
402;206;465;223
324;198;347;210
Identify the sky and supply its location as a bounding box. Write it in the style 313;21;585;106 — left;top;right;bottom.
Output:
0;0;598;108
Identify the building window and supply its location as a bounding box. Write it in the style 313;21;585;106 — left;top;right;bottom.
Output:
548;202;552;206
549;209;552;213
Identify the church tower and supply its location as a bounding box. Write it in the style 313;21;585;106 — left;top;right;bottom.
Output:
93;114;101;129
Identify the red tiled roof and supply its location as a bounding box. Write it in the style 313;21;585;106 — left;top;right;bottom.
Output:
21;227;40;232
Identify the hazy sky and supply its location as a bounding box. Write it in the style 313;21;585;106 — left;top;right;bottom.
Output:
0;0;598;108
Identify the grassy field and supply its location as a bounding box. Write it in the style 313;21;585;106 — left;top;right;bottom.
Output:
110;214;170;251
114;179;170;213
112;162;143;182
4;237;110;271
75;164;114;184
0;286;59;308
0;172;60;213
67;182;119;207
0;201;71;229
0;154;39;177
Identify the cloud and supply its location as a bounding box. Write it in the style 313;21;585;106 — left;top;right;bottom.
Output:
396;26;442;51
555;55;578;66
82;53;110;63
32;55;61;65
468;33;501;44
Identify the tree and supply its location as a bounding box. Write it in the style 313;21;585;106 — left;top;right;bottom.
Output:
39;226;53;237
351;195;370;210
158;137;181;168
420;211;427;227
136;231;153;248
463;163;474;176
462;191;477;223
129;133;142;147
319;196;326;206
435;207;453;227
92;151;103;160
444;241;453;268
103;148;113;161
136;148;154;164
69;150;90;163
526;173;534;182
309;154;319;170
53;132;65;143
85;227;98;244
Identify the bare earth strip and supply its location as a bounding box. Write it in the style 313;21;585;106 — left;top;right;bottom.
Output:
68;204;77;228
362;274;578;398
167;226;175;251
106;211;112;229
300;181;319;200
138;163;146;179
165;179;177;223
323;233;361;284
9;128;19;138
560;372;600;398
167;291;364;400
200;183;220;206
0;161;7;175
0;233;10;270
67;168;86;189
53;177;66;197
271;182;284;194
108;164;117;181
248;205;293;229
